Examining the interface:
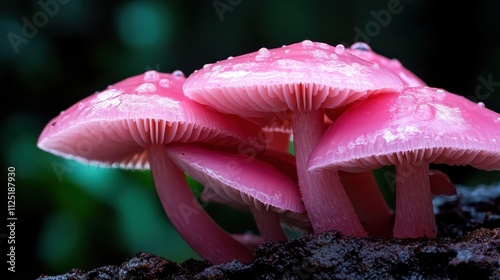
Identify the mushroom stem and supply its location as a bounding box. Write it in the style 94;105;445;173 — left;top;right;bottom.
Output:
147;145;253;263
393;163;436;238
250;207;287;243
340;171;393;237
292;109;366;236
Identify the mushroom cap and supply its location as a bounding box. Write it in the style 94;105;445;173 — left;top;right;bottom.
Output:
37;71;265;169
183;40;404;118
348;42;426;87
165;144;308;225
309;86;500;172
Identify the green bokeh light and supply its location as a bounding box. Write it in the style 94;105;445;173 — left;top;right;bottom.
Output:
38;212;82;270
63;160;119;203
116;185;199;261
115;1;173;49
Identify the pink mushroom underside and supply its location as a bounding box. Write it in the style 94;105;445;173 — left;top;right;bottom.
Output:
147;144;252;264
165;144;303;243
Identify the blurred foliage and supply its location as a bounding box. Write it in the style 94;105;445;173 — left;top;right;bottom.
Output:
2;0;500;279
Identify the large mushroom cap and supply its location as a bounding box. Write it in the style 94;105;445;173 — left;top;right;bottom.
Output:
37;70;264;169
183;40;404;118
309;86;500;172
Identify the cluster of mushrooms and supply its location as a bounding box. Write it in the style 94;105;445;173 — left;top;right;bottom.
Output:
38;40;500;264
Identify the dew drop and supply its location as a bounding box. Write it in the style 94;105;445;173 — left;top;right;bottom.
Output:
312;50;328;59
495;117;500;123
203;64;211;69
173;70;184;77
135;83;157;94
143;70;160;82
159;78;172;88
335;44;345;55
477;102;485;108
317;42;330;50
350;42;371;52
227;56;234;60
390;59;402;67
301;40;314;48
256;47;271;61
414;103;435;120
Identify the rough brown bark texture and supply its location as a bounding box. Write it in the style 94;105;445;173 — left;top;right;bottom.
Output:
38;185;500;280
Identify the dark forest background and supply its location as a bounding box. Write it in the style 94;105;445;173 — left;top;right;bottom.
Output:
1;0;500;279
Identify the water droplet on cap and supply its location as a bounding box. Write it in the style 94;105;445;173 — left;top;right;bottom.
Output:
477;102;485;108
258;47;269;54
301;40;314;48
135;83;157;94
227;56;234;60
203;64;211;69
143;70;160;82
390;59;402;67
256;47;271;61
495;117;500;123
172;70;184;77
159;78;172;88
414;103;435;120
350;42;371;52
335;44;345;55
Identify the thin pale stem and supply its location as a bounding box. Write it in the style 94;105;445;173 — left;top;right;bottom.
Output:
148;145;252;264
393;163;436;238
292;109;366;236
250;207;287;243
341;171;393;237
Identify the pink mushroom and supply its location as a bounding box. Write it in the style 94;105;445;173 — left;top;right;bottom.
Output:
166;144;308;242
183;40;404;236
309;86;500;238
37;70;266;263
429;170;456;196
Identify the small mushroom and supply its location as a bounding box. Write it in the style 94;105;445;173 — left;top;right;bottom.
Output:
429;170;456;196
309;86;500;238
165;144;308;243
183;40;404;236
37;70;265;263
